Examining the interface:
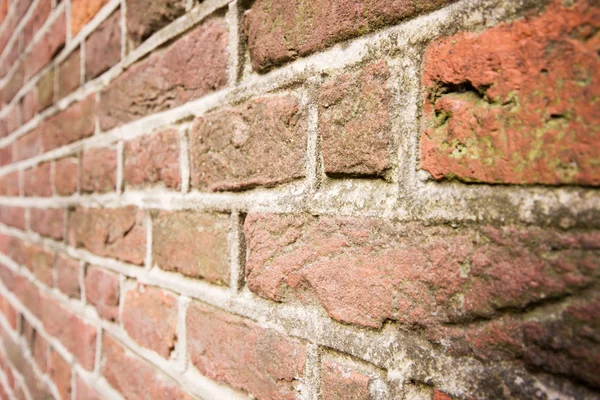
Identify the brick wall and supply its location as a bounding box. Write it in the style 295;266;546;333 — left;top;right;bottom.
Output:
0;0;598;399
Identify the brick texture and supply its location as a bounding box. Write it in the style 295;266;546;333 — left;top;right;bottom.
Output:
30;208;64;240
85;266;119;321
86;9;121;80
81;147;117;194
58;48;81;98
126;0;186;46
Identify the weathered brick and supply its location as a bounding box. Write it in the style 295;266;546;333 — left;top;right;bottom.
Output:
68;207;146;265
0;0;7;24
430;291;600;388
21;90;38;124
124;130;180;190
14;0;33;20
3;63;24;104
0;238;25;272
0;38;18;80
37;69;55;111
99;18;228;130
49;350;71;400
421;0;600;185
84;266;119;321
25;11;66;80
58;47;81;98
243;0;456;71
81;147;116;193
0;294;17;330
0;145;12;167
102;335;192;399
187;301;306;400
122;285;177;358
190;95;306;191
2;104;20;136
0;12;13;53
75;377;102;400
23;0;52;48
54;157;78;196
152;211;229;284
126;0;186;45
71;0;109;36
43;94;96;151
0;207;25;230
23;244;54;286
55;254;81;298
23;163;52;197
433;390;453;400
321;360;371;400
319;60;392;177
22;321;48;372
0;172;20;196
85;9;121;80
42;295;96;370
30;208;65;240
245;214;600;329
15;128;42;161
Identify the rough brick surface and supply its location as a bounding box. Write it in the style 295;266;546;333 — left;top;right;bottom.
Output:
37;69;55;111
124;130;180;190
23;0;52;48
190;96;306;191
321;360;371;400
68;207;146;265
21;90;37;124
187;301;306;400
23;244;54;286
126;0;186;45
245;214;600;329
122;286;178;358
43;95;96;151
30;208;64;240
102;335;192;400
49;351;71;400
152;211;230;284
58;48;81;98
55;254;81;298
54;157;79;196
0;172;20;196
99;18;228;130
71;0;109;35
0;207;26;230
85;266;119;321
75;377;102;400
23;163;52;197
319;60;392;177
243;0;456;71
81;147;117;193
86;9;121;80
421;0;600;185
25;12;66;80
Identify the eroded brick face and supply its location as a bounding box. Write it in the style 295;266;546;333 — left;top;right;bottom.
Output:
126;0;187;46
421;0;600;185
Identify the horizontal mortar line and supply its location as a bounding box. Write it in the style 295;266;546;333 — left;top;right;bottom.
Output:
0;257;249;400
0;0;232;122
0;0;47;63
0;0;516;145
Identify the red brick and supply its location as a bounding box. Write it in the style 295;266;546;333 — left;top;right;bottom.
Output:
25;11;66;80
152;211;229;284
0;172;20;196
0;295;17;330
58;47;81;98
84;266;119;321
55;254;80;298
81;147;116;194
42;295;96;370
15;128;42;161
85;9;121;80
21;90;38;124
37;69;55;111
2;105;20;136
190;95;306;191
71;0;109;36
0;14;14;54
321;360;371;400
0;145;12;167
122;285;177;358
319;60;392;177
0;39;19;80
54;157;78;196
23;243;54;286
23;163;52;197
421;0;600;185
124;130;180;190
49;350;71;400
433;390;453;400
102;335;192;400
75;377;102;400
0;207;25;230
68;207;146;265
42;94;96;151
243;0;456;71
431;291;600;389
30;208;65;240
126;0;186;45
23;0;52;49
0;0;7;24
99;18;228;130
14;0;33;20
245;214;600;329
22;321;48;372
3;63;24;104
187;301;306;400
